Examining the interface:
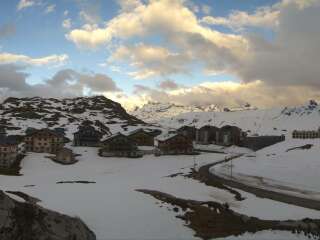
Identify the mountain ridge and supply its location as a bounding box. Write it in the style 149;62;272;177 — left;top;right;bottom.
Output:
0;96;153;139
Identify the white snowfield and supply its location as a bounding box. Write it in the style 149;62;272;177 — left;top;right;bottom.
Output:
129;101;256;123
156;101;320;137
212;139;320;200
0;146;319;240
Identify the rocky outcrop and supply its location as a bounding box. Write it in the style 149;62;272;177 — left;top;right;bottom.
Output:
0;96;150;138
0;190;96;240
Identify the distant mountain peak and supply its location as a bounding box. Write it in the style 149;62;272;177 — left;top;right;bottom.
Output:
130;101;257;123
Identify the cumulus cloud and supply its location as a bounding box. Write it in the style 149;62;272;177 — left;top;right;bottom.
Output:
17;0;37;10
0;52;68;66
45;4;55;14
62;19;72;29
111;44;190;79
117;81;320;110
201;7;280;30
66;0;247;52
158;79;179;90
237;0;320;89
65;0;320;108
0;64;121;101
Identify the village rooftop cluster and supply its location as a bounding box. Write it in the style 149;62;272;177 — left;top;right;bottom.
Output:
1;118;304;170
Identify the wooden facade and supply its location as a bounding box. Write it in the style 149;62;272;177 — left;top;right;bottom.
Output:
216;125;245;146
24;129;64;153
155;133;193;155
196;125;219;144
100;133;142;158
177;126;196;141
127;129;154;146
73;122;102;147
0;137;18;168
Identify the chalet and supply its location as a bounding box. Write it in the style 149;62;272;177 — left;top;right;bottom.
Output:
216;125;246;146
196;125;219;144
292;128;320;139
177;126;196;141
24;128;64;153
155;133;193;155
7;135;25;155
100;133;142;158
0;127;25;157
55;148;75;164
0;128;19;168
73;121;103;147
127;129;154;146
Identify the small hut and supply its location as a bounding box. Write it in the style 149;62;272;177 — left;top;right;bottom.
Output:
55;148;76;164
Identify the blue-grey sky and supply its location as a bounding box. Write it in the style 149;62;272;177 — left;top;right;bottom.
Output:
0;0;319;109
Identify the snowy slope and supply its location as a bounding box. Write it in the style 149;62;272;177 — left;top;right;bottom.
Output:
156;100;320;136
129;101;256;123
0;96;160;139
0;147;318;240
212;138;320;200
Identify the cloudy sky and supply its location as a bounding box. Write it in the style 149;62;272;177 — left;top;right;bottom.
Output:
0;0;319;109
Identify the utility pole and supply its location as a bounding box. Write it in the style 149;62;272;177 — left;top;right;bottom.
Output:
230;159;233;179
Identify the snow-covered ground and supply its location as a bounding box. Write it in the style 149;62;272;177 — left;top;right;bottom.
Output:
212;139;320;200
157;101;320;137
0;146;319;239
194;143;253;155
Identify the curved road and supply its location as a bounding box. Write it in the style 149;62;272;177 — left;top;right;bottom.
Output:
198;158;320;211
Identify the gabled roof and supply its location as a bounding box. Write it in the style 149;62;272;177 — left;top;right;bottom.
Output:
101;132;129;143
220;125;241;131
177;125;196;131
0;136;18;146
199;125;219;130
25;128;63;138
57;147;73;154
74;124;102;135
127;128;154;137
156;132;187;142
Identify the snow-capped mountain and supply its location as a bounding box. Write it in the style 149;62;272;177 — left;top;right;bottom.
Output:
156;100;320;136
129;101;256;123
0;96;156;139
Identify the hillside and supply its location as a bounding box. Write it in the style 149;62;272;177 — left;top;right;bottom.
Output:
129;102;256;123
212;138;320;200
0;96;154;139
156;100;320;136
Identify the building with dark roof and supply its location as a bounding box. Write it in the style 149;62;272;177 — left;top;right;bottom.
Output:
196;125;219;144
24;128;64;153
0;135;18;168
127;128;155;146
55;148;76;164
73;122;102;147
155;133;193;155
100;133;142;158
216;125;246;146
177;126;196;141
